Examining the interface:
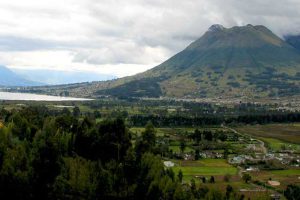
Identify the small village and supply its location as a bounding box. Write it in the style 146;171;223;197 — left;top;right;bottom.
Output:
160;126;300;200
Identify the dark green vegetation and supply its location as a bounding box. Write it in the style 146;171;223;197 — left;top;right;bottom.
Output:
1;99;300;199
284;184;300;200
13;24;300;99
0;106;184;200
0;105;249;200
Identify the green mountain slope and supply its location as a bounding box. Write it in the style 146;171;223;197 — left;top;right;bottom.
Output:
97;24;300;99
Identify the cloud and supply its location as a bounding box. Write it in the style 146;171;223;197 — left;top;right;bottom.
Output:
0;0;300;77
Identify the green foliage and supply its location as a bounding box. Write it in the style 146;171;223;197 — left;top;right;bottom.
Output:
0;106;260;199
74;118;131;162
284;184;300;200
178;170;183;183
135;121;157;157
72;106;81;118
180;139;186;153
53;157;108;200
242;173;252;183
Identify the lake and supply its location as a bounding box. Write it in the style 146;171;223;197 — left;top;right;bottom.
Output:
0;92;92;101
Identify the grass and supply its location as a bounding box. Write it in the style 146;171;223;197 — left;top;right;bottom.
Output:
130;127;225;138
173;166;237;176
259;137;300;151
169;146;194;153
171;159;237;182
271;169;300;176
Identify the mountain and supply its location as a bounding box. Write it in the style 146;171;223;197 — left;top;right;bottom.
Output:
12;69;116;85
21;24;300;99
285;35;300;52
0;66;43;87
96;24;300;99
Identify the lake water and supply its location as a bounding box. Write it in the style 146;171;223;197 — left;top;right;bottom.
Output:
0;92;92;101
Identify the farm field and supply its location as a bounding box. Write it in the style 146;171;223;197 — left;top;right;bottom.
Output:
130;127;227;137
171;159;238;182
236;123;300;145
169;145;194;153
260;137;300;151
249;169;300;191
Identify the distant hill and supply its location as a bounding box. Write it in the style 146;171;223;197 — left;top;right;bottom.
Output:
0;66;42;87
19;24;300;99
12;69;116;85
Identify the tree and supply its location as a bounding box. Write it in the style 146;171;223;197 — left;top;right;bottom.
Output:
195;149;200;160
61;107;71;116
203;130;213;141
180;139;186;154
135;121;156;157
75;118;131;162
226;185;233;199
223;148;229;159
31;122;62;199
284;184;300;200
198;186;209;199
73;106;81;118
174;185;192;200
206;189;224;200
242;173;251;183
94;110;101;118
209;176;215;183
218;131;227;142
143;121;156;147
178;170;183;183
190;179;196;194
194;129;202;144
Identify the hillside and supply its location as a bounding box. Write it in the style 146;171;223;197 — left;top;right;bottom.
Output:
18;24;300;99
0;66;42;87
285;35;300;52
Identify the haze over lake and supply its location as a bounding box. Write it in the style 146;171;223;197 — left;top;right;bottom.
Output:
0;92;92;101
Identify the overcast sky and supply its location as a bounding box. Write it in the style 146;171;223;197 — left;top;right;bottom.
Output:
0;0;300;77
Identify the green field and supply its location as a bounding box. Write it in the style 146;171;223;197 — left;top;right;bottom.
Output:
130;127;187;137
236;123;300;144
271;169;300;176
169;146;194;153
170;159;237;182
260;137;300;151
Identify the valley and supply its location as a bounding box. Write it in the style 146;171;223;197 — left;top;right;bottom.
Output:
1;98;299;199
